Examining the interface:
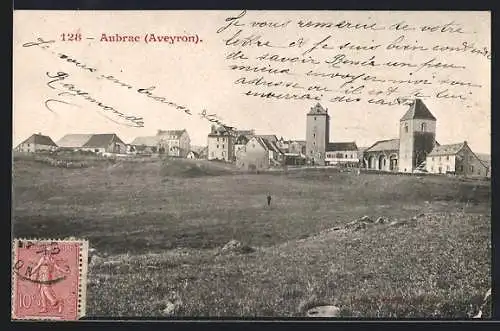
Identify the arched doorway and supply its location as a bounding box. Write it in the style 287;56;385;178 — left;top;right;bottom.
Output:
368;156;376;169
389;154;398;171
378;154;387;171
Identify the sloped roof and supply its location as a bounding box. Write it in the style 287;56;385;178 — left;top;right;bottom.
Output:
256;135;278;143
20;134;58;147
326;142;358;152
366;139;400;152
57;134;93;148
428;142;465;156
130;136;159;146
249;136;283;154
83;134;125;148
308;103;328;115
400;99;436;121
476;153;491;166
208;126;233;137
156;129;186;138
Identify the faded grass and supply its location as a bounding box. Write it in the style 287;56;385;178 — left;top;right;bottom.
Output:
12;158;491;318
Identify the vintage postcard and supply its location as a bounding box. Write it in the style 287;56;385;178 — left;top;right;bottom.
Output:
12;10;491;319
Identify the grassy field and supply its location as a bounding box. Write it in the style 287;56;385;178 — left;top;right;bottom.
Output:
12;157;491;318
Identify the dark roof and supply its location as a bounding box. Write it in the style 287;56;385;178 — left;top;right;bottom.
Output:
209;125;233;137
83;134;125;148
251;136;283;154
428;142;465;156
21;134;58;147
366;139;400;152
256;135;278;143
400;99;436;121
326;142;358;152
308;103;329;115
156;129;187;138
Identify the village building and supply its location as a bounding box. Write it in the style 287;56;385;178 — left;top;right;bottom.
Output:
80;134;127;154
289;140;306;155
426;141;489;177
364;139;400;171
156;129;191;157
129;136;160;154
15;133;58;153
363;99;438;172
57;134;93;151
233;130;255;160
57;133;126;154
325;142;359;166
207;125;235;162
305;103;330;165
130;129;190;157
236;136;284;171
278;138;307;166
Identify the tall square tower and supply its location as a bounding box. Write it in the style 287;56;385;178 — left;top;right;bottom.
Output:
398;99;437;173
306;103;330;165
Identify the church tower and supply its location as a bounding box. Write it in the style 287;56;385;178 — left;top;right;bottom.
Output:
306;103;330;165
398;99;437;173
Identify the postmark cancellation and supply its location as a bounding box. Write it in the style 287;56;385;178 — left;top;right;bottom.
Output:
11;238;89;321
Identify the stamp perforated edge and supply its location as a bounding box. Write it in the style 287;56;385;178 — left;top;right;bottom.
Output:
11;238;89;321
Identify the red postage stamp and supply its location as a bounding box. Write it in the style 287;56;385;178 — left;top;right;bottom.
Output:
11;239;89;320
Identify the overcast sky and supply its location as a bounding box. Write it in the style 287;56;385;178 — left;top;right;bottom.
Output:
13;10;491;153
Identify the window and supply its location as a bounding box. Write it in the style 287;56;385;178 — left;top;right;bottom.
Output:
345;154;348;158
217;144;219;148
217;137;219;142
313;142;315;146
421;123;426;132
446;156;449;161
470;165;474;172
314;117;317;120
313;133;316;138
404;124;408;133
222;144;225;149
27;143;30;147
432;157;434;161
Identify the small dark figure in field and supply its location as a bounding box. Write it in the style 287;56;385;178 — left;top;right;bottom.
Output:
267;194;272;206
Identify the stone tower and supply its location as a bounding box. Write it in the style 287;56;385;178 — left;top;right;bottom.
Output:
398;99;437;173
306;103;330;165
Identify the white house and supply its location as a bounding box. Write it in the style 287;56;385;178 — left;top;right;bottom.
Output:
325;142;359;166
15;133;58;153
426;141;489;177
